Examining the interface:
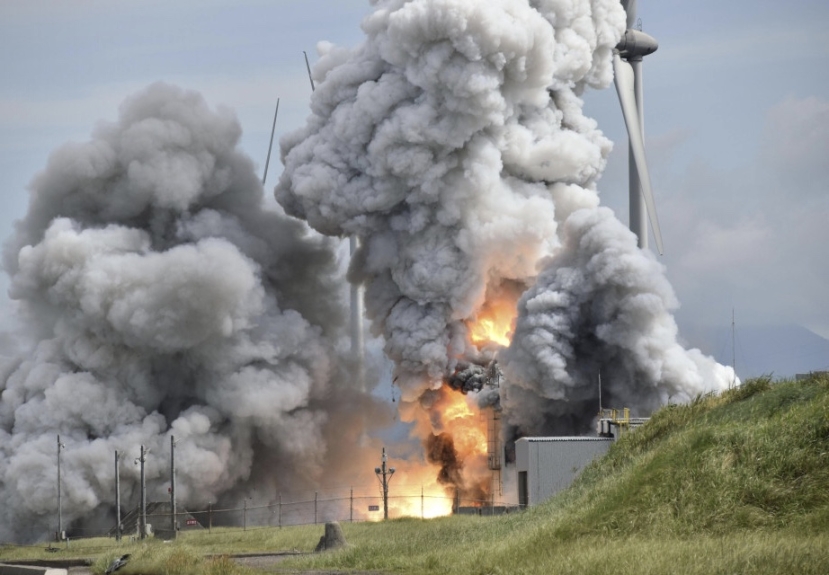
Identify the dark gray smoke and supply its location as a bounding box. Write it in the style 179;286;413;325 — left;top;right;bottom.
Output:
0;82;386;542
499;207;735;436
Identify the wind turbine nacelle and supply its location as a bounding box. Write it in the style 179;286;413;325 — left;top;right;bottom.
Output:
616;29;658;59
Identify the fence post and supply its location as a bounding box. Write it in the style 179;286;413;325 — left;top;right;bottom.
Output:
278;493;282;529
314;491;318;524
454;487;460;514
421;485;424;520
350;488;353;523
208;504;212;533
243;499;247;531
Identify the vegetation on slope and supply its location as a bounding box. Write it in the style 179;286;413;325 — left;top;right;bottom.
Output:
553;375;829;538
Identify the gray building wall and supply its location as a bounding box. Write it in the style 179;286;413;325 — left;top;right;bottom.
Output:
516;437;613;507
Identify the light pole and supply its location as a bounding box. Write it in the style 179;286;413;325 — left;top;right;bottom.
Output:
374;448;395;520
57;435;65;541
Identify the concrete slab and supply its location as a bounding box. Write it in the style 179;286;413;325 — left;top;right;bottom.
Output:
0;564;68;575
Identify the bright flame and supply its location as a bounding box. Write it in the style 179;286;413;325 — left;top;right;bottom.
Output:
470;318;511;347
398;387;491;511
439;390;487;458
392;287;523;514
468;297;517;348
388;479;455;519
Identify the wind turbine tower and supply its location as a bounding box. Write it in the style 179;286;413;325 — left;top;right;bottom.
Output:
303;52;366;390
613;0;664;254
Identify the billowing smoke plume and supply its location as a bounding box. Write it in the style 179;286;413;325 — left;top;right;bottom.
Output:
500;207;736;436
0;83;386;542
277;0;621;396
277;0;733;497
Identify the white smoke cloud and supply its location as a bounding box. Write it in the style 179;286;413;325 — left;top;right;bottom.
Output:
0;82;379;542
277;0;625;402
277;0;732;493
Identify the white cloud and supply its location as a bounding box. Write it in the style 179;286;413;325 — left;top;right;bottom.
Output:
761;96;829;187
659;95;829;334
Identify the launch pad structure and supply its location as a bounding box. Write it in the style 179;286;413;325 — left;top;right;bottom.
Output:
485;407;503;500
478;388;649;511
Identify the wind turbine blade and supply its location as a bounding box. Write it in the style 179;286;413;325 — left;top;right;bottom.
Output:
613;54;664;254
621;0;637;29
262;97;280;186
303;51;316;92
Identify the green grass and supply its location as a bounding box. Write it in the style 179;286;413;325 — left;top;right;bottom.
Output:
3;375;828;574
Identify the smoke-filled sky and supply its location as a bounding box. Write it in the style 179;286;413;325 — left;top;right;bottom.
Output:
0;0;825;542
2;0;828;362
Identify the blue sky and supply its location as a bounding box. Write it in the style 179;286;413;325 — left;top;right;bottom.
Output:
2;0;828;370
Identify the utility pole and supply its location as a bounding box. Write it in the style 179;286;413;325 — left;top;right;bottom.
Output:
115;450;121;542
57;435;65;541
374;448;395;520
170;436;176;539
135;445;148;539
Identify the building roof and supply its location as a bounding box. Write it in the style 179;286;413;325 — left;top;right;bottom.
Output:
517;436;614;442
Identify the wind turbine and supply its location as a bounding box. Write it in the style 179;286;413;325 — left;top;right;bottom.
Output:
612;0;664;255
303;51;366;391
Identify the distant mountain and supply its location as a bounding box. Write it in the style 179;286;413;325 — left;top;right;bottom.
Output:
677;323;829;380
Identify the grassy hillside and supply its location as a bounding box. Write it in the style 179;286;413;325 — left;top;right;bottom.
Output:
555;375;829;538
2;376;828;574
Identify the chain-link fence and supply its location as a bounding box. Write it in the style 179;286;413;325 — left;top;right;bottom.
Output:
89;484;520;541
2;485;521;546
139;486;520;534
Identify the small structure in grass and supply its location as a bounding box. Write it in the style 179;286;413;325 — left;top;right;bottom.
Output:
315;521;348;552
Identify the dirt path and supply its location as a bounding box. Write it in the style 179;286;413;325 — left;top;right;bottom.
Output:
231;553;384;574
5;553;384;575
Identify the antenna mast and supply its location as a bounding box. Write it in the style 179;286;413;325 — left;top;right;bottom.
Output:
57;435;64;541
731;308;737;388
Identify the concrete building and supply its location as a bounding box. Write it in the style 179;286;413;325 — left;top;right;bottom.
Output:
516;437;613;508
